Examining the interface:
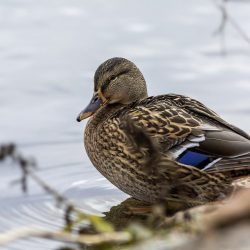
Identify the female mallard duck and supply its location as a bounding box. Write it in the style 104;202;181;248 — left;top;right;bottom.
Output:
77;57;250;203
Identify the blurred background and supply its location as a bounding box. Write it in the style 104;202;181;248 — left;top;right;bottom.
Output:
0;0;250;249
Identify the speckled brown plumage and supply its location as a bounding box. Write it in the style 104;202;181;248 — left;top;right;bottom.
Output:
78;57;250;204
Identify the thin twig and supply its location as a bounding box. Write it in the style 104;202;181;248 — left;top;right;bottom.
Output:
0;144;114;233
212;0;250;53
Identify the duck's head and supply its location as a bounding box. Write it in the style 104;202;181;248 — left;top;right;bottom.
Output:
77;57;148;122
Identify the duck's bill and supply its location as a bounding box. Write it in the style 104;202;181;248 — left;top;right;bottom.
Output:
77;95;103;122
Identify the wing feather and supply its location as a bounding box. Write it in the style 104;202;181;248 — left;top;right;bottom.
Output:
166;94;250;140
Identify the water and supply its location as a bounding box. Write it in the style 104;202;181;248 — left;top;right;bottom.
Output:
0;0;250;249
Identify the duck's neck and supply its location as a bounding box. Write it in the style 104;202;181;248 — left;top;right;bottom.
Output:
84;103;125;150
87;103;124;129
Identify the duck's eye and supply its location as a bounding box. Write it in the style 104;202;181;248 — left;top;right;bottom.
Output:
110;76;117;82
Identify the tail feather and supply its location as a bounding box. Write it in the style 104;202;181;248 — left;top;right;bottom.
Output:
205;153;250;178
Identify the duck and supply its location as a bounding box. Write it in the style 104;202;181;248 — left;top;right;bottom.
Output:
77;57;250;204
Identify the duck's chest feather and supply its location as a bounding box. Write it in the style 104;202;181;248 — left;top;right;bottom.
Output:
84;105;155;199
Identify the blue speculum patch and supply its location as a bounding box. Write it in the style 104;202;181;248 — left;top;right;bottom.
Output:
177;150;213;168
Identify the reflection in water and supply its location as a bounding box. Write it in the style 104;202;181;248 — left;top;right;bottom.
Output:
0;0;250;249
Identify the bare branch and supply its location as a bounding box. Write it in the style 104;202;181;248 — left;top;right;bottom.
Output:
212;0;250;53
0;227;131;247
